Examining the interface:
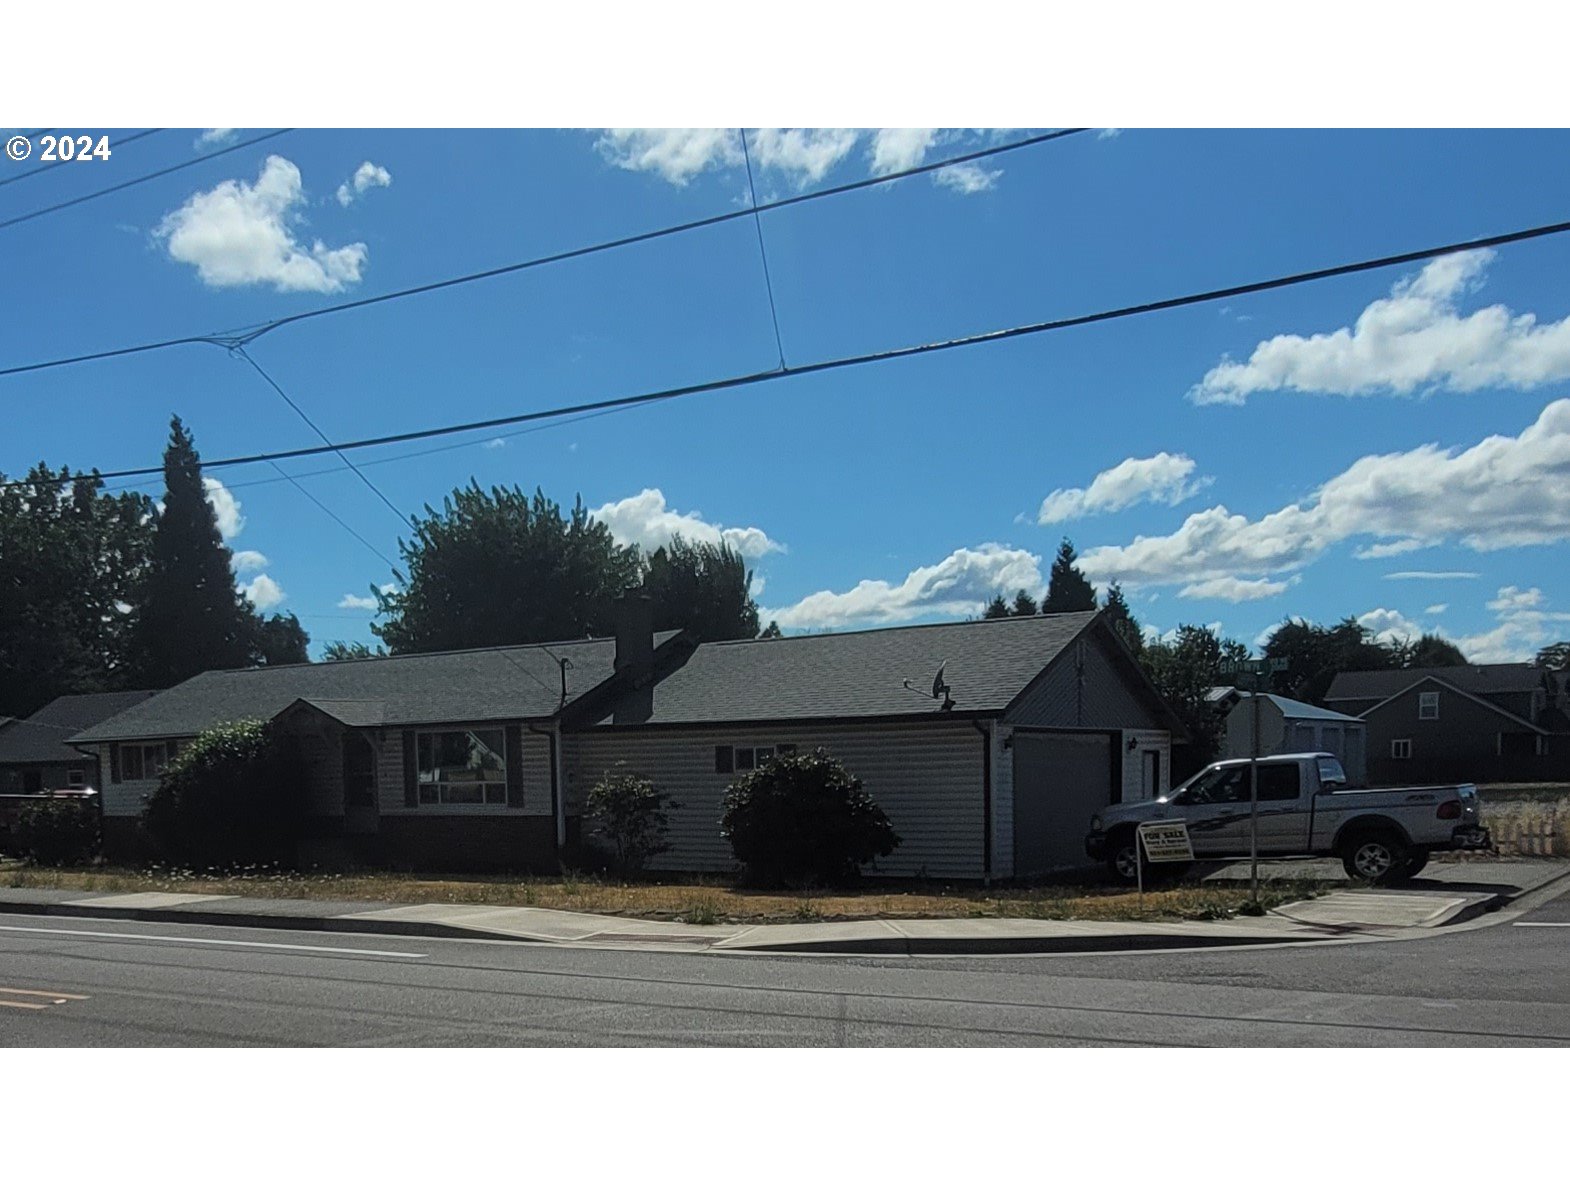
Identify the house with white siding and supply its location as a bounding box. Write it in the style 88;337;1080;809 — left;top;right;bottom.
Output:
67;597;1185;879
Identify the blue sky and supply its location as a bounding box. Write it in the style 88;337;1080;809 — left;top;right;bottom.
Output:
5;128;1570;662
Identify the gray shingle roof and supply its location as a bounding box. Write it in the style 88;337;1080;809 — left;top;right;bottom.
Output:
1325;664;1545;702
0;691;161;764
601;611;1101;726
69;636;678;744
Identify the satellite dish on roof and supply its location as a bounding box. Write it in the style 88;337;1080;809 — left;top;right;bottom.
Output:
931;662;947;700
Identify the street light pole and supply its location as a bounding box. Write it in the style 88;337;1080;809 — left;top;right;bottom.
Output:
1249;673;1261;907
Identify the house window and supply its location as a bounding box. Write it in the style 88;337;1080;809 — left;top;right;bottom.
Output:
120;741;170;781
416;729;506;805
715;744;799;773
1391;739;1412;760
1418;692;1440;720
66;768;86;787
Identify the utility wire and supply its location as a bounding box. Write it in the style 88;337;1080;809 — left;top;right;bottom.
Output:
233;346;409;526
739;129;787;369
0;128;294;232
0;129;1090;379
0;128;167;189
262;457;401;574
13;212;1570;491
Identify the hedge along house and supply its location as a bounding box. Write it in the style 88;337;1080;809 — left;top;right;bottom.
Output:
66;620;693;866
564;609;1187;881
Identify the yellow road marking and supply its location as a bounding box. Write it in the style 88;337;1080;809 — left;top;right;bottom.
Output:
0;986;89;1001
0;999;50;1010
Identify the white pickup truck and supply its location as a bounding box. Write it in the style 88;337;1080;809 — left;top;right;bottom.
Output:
1084;752;1491;884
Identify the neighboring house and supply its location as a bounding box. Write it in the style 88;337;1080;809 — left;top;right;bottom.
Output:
1208;689;1367;786
68;601;1186;879
0;691;160;794
1326;665;1569;784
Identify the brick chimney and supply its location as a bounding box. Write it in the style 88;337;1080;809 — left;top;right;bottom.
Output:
613;590;654;724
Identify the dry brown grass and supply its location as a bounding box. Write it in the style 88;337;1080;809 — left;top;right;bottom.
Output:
0;860;1333;924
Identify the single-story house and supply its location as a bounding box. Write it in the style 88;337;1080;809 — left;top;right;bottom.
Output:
0;690;160;794
1326;665;1569;784
69;601;1186;879
1207;688;1367;786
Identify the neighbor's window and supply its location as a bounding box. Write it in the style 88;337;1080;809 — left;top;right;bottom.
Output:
66;768;86;786
1418;692;1440;720
715;744;798;773
416;729;506;805
120;741;170;781
1391;739;1412;760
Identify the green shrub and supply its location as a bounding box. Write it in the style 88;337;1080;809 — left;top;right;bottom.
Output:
720;748;900;888
143;720;306;868
585;768;677;875
17;797;100;866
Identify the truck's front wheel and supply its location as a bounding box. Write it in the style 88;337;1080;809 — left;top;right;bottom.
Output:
1108;835;1141;884
1342;833;1409;884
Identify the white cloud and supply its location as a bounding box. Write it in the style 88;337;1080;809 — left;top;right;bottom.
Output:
592;488;783;560
1384;570;1479;581
1037;452;1205;524
596;129;742;185
1355;538;1436;559
242;574;285;610
1192;250;1570;404
196;129;237;149
1487;584;1544;613
1356;607;1426;647
1098;128;1123;140
1178;575;1294;603
868;129;938;175
933;162;1001;194
1359;587;1570;663
764;543;1044;630
203;477;244;540
338;593;378;610
1425;604;1448;615
1080;399;1570;587
751;574;766;598
482;438;506;450
749;128;859;186
230;549;268;574
335;160;392;207
157;155;369;293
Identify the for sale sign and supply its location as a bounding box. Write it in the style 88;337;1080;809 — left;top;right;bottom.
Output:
1138;820;1195;863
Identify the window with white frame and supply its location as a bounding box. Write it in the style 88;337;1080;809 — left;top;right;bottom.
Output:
715;744;798;773
1417;691;1440;720
120;741;171;781
1391;739;1412;760
417;729;506;805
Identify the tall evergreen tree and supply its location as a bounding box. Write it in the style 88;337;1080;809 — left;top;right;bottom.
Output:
1102;581;1143;655
644;536;760;642
1042;538;1097;614
129;418;255;686
1010;589;1039;616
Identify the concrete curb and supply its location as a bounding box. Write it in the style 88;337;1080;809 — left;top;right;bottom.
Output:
711;930;1316;955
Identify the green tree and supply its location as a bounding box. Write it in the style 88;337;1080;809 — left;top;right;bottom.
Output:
322;640;385;661
0;465;153;717
375;483;641;653
1043;538;1097;614
644;536;759;642
1399;633;1468;669
128;418;256;687
1140;624;1250;768
1535;642;1570;670
585;768;677;875
759;620;783;639
250;614;311;665
1010;589;1039;616
1263;616;1398;705
1102;581;1143;655
982;593;1011;619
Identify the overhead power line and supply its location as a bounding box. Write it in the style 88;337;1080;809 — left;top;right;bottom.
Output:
0;128;295;232
11;212;1570;493
0;128;167;189
0;129;1091;379
739;129;787;369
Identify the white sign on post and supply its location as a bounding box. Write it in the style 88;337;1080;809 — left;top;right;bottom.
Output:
1137;820;1195;863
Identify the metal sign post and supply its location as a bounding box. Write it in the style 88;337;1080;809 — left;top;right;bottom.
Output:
1219;657;1286;909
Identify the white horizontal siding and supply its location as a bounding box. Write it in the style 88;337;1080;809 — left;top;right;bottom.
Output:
992;722;1014;879
1121;729;1171;801
566;721;986;878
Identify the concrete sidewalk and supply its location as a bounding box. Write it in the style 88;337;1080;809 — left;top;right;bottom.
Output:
2;859;1563;955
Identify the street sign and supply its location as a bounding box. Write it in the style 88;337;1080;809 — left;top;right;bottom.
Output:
1218;657;1288;675
1137;820;1195;863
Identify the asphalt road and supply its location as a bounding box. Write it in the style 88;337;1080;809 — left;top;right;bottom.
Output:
3;889;1568;1046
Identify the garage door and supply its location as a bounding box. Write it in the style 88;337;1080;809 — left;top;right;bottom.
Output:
1012;731;1114;876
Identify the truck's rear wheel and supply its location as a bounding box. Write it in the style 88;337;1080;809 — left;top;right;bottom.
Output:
1342;832;1409;884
